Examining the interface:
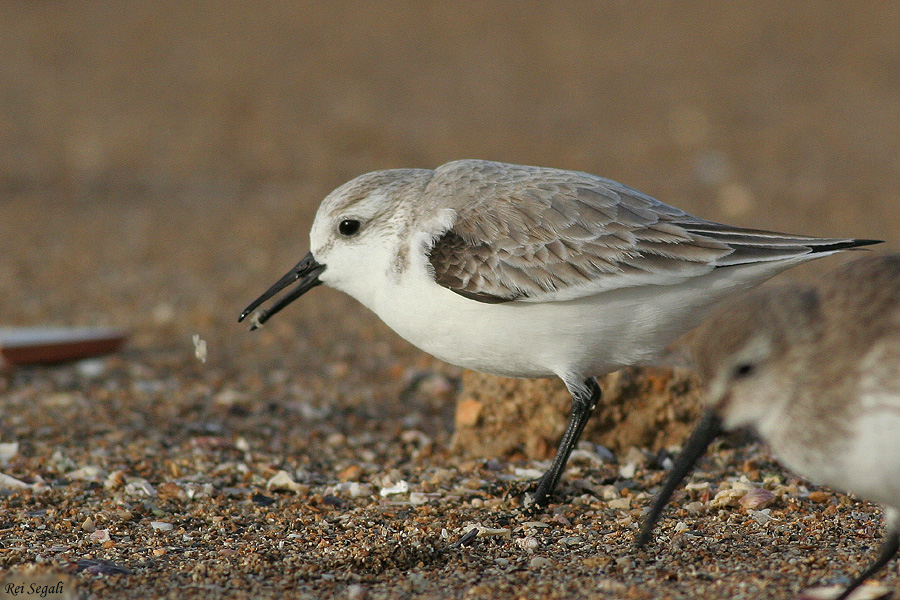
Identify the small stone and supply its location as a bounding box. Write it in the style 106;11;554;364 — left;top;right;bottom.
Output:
157;482;187;502
513;468;544;480
183;482;214;499
267;470;304;493
124;478;156;497
90;529;111;543
620;446;648;467
684;501;705;514
618;463;637;479
338;465;363;482
400;429;432;447
152;302;175;324
749;509;774;525
379;480;409;497
81;517;96;533
348;482;374;498
475;526;511;539
192;334;207;363
583;555;613;569
455;398;483;427
798;584;893;600
739;487;775;510
529;557;553;569
808;490;831;504
0;472;32;490
327;361;350;378
152;548;167;557
607;498;631;510
408;492;429;505
709;487;747;508
104;470;126;490
0;442;19;464
151;521;174;531
77;358;107;378
516;536;539;551
347;584;369;600
326;433;347;447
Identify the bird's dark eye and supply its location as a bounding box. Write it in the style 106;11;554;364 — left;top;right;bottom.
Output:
338;219;361;236
733;363;755;379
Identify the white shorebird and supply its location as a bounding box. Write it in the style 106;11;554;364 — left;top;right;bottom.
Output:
638;254;900;599
239;159;878;505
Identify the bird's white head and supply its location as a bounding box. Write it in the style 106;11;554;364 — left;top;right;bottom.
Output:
238;168;435;327
308;168;434;304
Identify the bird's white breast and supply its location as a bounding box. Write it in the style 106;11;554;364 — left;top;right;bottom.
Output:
365;255;789;380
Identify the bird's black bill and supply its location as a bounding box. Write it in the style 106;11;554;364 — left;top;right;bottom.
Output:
636;408;723;548
238;252;326;329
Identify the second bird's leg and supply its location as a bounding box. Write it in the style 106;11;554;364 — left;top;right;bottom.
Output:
531;377;602;506
834;509;900;600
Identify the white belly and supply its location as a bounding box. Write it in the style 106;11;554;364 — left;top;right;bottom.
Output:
368;265;775;379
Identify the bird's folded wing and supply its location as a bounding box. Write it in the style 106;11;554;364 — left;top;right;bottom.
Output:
424;160;864;303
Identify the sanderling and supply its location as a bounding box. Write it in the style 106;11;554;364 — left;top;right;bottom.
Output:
638;254;900;599
239;159;878;505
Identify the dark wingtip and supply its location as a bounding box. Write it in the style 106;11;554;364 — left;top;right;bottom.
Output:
810;238;883;253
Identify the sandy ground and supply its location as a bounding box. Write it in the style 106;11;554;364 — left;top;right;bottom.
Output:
2;2;900;598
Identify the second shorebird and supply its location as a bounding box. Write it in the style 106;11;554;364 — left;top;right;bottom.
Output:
239;159;877;505
638;254;900;599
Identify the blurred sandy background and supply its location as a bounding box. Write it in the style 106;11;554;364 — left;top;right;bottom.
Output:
1;3;899;597
2;1;898;341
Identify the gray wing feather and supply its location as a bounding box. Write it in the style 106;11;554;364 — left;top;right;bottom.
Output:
423;160;868;303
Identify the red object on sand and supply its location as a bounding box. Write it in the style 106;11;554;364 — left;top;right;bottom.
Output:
0;327;127;367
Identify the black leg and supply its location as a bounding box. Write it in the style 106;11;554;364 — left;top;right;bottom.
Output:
834;517;900;600
532;377;601;506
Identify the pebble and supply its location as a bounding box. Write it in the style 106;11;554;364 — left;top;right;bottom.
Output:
337;464;363;482
349;482;375;498
807;490;832;504
739;487;775;510
90;529;111;543
607;498;631;510
66;465;104;482
0;442;19;464
150;521;174;531
618;463;637;479
529;557;554;569
192;334;207;363
379;480;410;497
104;470;126;489
124;478;156;497
347;584;369;600
0;472;33;490
749;509;774;525
798;584;893;600
183;482;214;499
76;358;107;378
709;487;746;508
516;536;539;551
267;470;305;493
